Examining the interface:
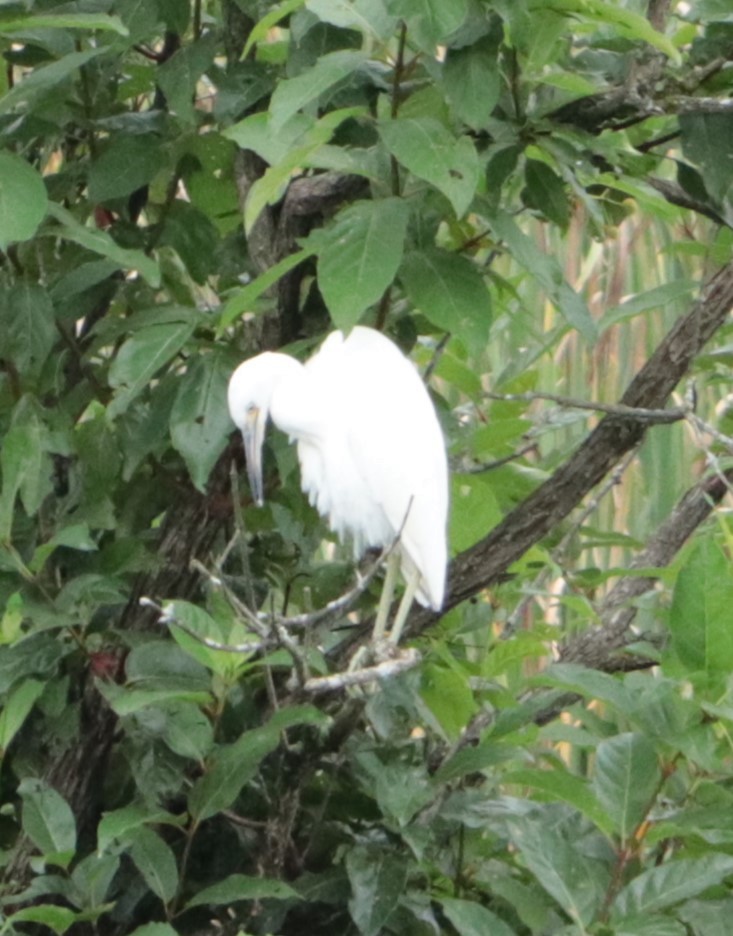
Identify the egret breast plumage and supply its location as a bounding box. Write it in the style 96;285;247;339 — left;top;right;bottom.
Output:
227;325;448;642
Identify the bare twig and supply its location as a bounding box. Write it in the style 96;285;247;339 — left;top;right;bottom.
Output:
483;389;685;424
647;178;727;227
270;615;309;687
423;334;451;383
466;439;539;474
280;536;401;630
561;466;733;669
190;558;269;638
141;595;266;654
304;648;421;694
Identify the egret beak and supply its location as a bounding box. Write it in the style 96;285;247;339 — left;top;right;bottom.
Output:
242;408;266;506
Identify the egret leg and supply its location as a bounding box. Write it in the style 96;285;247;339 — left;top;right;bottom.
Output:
387;566;420;646
372;550;400;642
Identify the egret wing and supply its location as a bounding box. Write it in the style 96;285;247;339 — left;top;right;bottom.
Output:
307;328;448;608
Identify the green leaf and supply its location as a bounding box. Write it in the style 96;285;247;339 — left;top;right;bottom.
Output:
29;523;97;575
186;873;300;908
98;685;211;717
71;851;120;909
318;197;410;331
158;200;219;284
442;38;500;131
612;854;733;918
170;351;233;491
1;281;56;378
615;918;686;936
157;33;217;124
526;0;679;61
189;707;324;821
47;203;160;287
269;50;366;129
400;249;491;345
0;678;43;756
449;474;501;553
0;418;52;542
7;905;78;935
678;899;733;936
345;847;408;936
306;0;395;39
97;803;181;854
127;926;179;936
358;757;434;827
128;826;179;905
441;898;517;936
669;535;733;672
0;47;106;115
0;153;48;249
158;701;214;761
599;280;697;332
523;159;570;228
592;732;661;843
0;634;66;693
108;320;196;418
19;778;77;866
88;135;167;203
379;117;479;218
421;662;476;740
393;0;468;42
223;111;313;166
538;663;631;713
243;0;307;57
488;210;596;341
505;767;614;837
217;247;314;330
680;113;733;204
0;13;128;35
242;108;365;233
510;817;608;925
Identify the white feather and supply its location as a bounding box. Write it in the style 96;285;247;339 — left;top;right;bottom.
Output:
228;326;448;610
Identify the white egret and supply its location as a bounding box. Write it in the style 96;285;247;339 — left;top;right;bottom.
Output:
227;325;448;646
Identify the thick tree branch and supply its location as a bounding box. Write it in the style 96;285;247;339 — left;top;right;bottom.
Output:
438;464;733;762
408;262;733;637
561;466;733;669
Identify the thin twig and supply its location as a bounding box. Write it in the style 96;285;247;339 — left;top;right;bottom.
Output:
484;390;685;423
150;532;403;659
466;439;539;474
280;537;400;630
270;615;309;688
190;558;268;637
423;333;450;383
141;596;266;654
304;648;421;694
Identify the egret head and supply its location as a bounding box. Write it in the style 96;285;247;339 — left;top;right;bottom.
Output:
227;352;302;506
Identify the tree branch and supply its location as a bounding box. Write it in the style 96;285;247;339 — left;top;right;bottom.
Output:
561;466;733;669
437;463;733;764
409;262;733;636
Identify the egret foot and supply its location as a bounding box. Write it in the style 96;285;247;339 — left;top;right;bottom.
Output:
386;565;420;646
371;550;400;642
347;560;421;682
